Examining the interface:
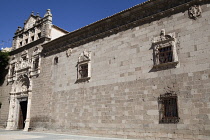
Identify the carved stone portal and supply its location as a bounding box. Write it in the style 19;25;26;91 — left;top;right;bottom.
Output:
6;75;32;131
188;5;202;19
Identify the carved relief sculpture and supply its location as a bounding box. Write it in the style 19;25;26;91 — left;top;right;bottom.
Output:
66;48;72;57
188;5;202;19
152;29;178;68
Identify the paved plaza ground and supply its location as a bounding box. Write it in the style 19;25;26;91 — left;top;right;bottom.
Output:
0;129;134;140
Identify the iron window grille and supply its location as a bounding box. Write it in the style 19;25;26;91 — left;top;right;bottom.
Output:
158;46;173;64
158;93;179;123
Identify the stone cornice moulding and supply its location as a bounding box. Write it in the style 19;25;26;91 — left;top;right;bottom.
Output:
42;0;208;57
9;37;50;56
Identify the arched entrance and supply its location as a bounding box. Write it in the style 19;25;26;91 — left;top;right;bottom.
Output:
6;74;32;131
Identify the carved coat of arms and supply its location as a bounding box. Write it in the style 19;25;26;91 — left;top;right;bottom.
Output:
188;5;202;19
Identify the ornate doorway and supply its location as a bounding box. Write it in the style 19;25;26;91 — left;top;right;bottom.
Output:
6;74;32;131
18;99;28;129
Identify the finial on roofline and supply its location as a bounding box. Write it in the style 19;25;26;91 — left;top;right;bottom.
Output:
44;9;52;17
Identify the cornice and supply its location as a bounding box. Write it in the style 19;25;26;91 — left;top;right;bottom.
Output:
42;0;209;57
10;37;50;56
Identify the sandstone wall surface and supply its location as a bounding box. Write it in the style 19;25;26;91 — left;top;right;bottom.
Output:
29;3;210;140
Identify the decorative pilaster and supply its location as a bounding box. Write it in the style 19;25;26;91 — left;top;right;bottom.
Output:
24;91;32;131
6;95;17;130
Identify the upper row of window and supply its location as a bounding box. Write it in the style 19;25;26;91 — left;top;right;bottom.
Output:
53;29;179;82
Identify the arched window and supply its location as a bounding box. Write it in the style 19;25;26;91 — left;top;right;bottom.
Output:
54;57;58;65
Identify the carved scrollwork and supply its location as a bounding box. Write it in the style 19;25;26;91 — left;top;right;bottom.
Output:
78;50;91;63
188;5;202;19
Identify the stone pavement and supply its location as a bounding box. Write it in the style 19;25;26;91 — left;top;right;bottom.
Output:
0;129;134;140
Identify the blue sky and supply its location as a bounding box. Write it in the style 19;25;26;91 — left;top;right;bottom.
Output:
0;0;146;49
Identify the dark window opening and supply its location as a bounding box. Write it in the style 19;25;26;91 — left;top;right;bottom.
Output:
25;39;28;44
20;42;22;46
54;57;58;65
38;33;41;39
159;93;179;123
158;46;173;64
79;64;88;78
31;36;34;41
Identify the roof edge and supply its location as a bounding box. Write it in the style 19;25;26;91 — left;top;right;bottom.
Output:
42;0;208;57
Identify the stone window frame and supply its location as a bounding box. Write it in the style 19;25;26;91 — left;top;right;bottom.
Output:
158;93;180;124
76;50;91;82
152;29;178;69
30;47;41;77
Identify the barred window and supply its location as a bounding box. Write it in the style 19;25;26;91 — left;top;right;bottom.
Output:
158;46;173;64
159;93;179;123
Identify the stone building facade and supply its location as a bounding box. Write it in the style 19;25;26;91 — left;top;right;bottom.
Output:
0;9;68;131
0;0;210;139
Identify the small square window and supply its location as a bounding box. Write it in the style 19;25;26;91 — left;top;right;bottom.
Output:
158;93;179;123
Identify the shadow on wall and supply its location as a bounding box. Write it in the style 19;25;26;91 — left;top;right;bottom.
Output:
0;69;8;86
30;116;55;130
